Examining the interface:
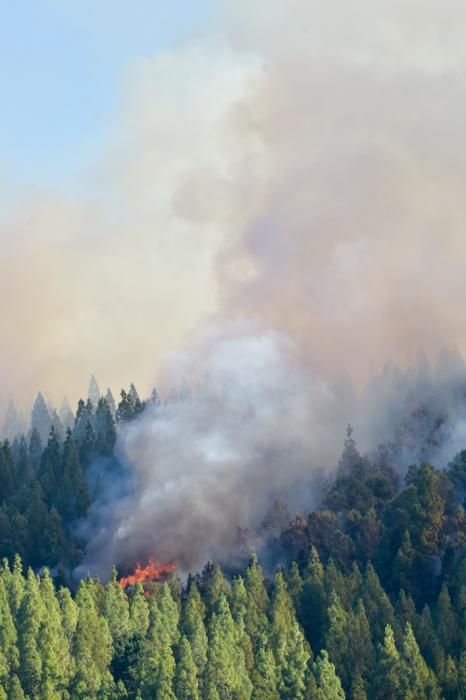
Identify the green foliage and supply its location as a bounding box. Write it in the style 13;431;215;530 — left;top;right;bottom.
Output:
250;636;279;700
72;581;114;698
0;546;465;699
182;583;208;680
103;567;130;641
312;650;345;700
175;635;200;700
243;552;269;647
2;421;466;697
205;595;252;699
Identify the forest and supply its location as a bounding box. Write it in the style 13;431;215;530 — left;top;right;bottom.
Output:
1;380;466;698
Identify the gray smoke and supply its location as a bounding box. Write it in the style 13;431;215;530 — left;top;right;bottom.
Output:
7;0;464;576
77;326;466;578
77;327;350;576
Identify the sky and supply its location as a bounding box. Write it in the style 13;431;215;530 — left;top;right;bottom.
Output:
0;1;214;186
3;0;466;421
0;0;225;412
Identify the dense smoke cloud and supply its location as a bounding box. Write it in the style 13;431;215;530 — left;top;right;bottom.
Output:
215;0;466;383
4;1;466;572
5;1;466;410
0;42;255;412
77;327;350;576
78;328;466;577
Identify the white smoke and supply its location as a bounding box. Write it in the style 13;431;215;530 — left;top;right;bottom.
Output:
77;328;466;578
78;326;352;576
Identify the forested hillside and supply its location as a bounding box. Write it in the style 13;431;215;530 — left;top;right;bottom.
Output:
0;386;146;570
2;385;466;697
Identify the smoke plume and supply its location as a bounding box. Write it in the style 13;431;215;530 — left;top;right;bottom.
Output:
4;1;466;573
77;326;466;578
76;327;348;576
4;1;466;410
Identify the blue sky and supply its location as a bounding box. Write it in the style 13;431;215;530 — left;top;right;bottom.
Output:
0;0;214;187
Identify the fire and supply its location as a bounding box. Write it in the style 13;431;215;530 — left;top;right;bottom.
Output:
119;558;176;588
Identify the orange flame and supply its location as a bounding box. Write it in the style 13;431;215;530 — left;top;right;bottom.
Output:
119;558;176;588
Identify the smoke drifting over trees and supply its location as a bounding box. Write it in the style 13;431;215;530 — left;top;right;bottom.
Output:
2;0;466;411
2;0;466;583
78;330;345;575
77;329;466;577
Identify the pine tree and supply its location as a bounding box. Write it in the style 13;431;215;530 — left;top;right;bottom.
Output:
396;589;416;631
140;591;176;699
94;398;117;455
370;625;402;700
237;615;255;675
457;651;466;698
116;389;138;423
287;561;303;614
31;393;52;444
140;595;162;696
103;567;130;642
154;632;176;700
435;584;459;654
88;375;101;409
50;408;65;442
414;605;444;677
116;390;130;422
0;442;15;503
57;586;79;644
204;564;230;617
348;563;363;604
59;397;75;432
175;636;200;700
324;560;349;608
105;389;117;418
324;591;349;687
269;569;310;698
129;383;140;404
24;482;52;566
455;584;466;651
350;674;367;700
301;546;327;649
159;582;180;646
129;581;150;637
38;427;62;507
8;675;25;699
279;619;310;700
392;531;418;596
251;636;279;700
150;388;161;408
17;569;44;697
42;506;66;566
182;583;208;679
38;569;72;696
72;581;114;698
443;655;458;700
18;636;42;698
79;420;97;463
205;595;252;700
313;649;346;700
244;552;269;646
231;576;248;622
347;599;375;681
400;623;440;700
0;577;18;683
3;555;25;616
15;436;32;486
360;563;396;644
60;429;90;519
28;427;42;473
